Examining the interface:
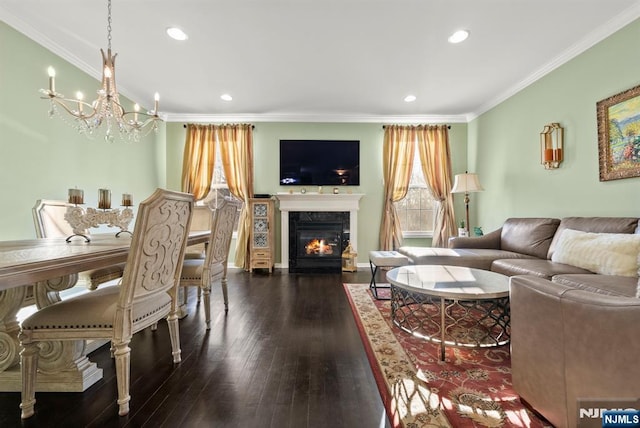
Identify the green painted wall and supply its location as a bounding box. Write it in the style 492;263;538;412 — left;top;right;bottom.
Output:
165;122;468;264
469;18;640;233
0;21;163;240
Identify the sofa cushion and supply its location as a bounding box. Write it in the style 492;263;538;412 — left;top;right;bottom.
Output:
397;246;534;271
547;216;639;259
552;274;638;298
500;218;560;259
551;229;640;277
491;259;592;279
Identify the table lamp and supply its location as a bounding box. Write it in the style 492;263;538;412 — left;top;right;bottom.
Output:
451;172;484;234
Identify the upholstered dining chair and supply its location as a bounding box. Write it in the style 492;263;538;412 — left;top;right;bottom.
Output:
179;198;240;328
33;199;125;290
19;188;194;419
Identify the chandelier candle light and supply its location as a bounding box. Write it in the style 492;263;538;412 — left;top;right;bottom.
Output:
65;187;134;242
41;0;162;142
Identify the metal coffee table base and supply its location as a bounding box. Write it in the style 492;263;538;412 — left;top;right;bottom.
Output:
391;285;510;361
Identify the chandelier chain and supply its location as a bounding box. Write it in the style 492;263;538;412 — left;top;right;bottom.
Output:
107;0;112;51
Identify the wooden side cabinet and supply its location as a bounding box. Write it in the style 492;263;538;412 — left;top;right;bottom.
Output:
249;198;275;272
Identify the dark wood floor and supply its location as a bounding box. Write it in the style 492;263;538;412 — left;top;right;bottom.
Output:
0;269;390;428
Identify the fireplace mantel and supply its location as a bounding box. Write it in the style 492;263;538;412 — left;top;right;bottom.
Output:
275;192;364;269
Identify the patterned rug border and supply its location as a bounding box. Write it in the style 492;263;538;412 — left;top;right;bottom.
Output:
343;283;551;428
344;282;451;427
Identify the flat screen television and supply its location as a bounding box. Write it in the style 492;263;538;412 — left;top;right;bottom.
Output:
279;140;360;186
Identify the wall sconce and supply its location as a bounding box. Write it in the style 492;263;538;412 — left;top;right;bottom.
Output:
540;123;564;169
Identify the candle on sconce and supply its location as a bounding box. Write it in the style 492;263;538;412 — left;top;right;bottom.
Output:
98;188;111;210
122;193;133;207
68;188;84;205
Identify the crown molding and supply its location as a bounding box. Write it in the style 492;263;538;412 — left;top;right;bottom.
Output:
165;112;469;124
0;6;142;104
1;7;98;79
469;2;640;120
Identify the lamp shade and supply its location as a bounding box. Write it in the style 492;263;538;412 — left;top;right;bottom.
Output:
451;173;484;193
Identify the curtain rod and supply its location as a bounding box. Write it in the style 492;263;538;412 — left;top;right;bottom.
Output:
382;125;450;129
183;124;255;129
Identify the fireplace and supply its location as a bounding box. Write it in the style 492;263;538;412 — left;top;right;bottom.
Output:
275;192;363;270
289;211;350;273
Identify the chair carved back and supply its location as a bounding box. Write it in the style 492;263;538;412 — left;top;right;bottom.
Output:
207;199;241;268
32;199;77;238
186;206;213;256
115;189;193;339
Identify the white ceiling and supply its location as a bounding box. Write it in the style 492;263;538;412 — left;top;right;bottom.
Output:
2;0;640;123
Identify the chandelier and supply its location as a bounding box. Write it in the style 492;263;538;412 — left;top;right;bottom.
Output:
40;0;162;142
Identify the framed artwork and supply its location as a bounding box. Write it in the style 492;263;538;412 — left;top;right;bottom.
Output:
597;83;640;181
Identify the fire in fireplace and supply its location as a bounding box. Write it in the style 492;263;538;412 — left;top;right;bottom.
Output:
305;239;335;255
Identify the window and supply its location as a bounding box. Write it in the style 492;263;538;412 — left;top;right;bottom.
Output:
198;145;241;231
394;144;437;237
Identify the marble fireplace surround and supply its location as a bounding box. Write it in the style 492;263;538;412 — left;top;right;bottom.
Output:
274;193;364;269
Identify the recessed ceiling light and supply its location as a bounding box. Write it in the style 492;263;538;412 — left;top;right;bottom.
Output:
220;94;233;101
166;27;188;41
404;95;417;102
448;29;469;44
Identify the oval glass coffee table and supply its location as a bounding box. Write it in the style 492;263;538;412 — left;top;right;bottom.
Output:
386;265;510;361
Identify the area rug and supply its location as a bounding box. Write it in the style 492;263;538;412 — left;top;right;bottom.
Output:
344;283;551;428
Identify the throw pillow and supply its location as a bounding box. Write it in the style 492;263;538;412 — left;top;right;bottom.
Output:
551;228;640;277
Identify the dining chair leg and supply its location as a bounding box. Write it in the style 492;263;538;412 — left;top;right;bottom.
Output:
113;340;131;416
203;285;212;330
182;286;188;307
221;277;229;313
167;314;182;363
19;341;39;419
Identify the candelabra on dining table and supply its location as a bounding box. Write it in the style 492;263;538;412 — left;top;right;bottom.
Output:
64;188;134;242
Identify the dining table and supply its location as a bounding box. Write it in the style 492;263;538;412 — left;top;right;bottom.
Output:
0;231;209;392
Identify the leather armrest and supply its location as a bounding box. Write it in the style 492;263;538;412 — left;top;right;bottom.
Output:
448;227;502;249
509;275;640;428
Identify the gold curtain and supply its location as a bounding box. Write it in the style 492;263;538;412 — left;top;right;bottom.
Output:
379;125;415;250
216;124;254;270
417;125;456;247
181;124;216;200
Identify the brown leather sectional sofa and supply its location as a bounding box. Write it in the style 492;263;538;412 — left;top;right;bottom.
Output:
398;217;640;428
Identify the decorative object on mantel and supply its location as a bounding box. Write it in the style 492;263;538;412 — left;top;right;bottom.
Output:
597;83;640;181
40;0;162;143
540;122;564;169
64;187;134;242
451;172;484;236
